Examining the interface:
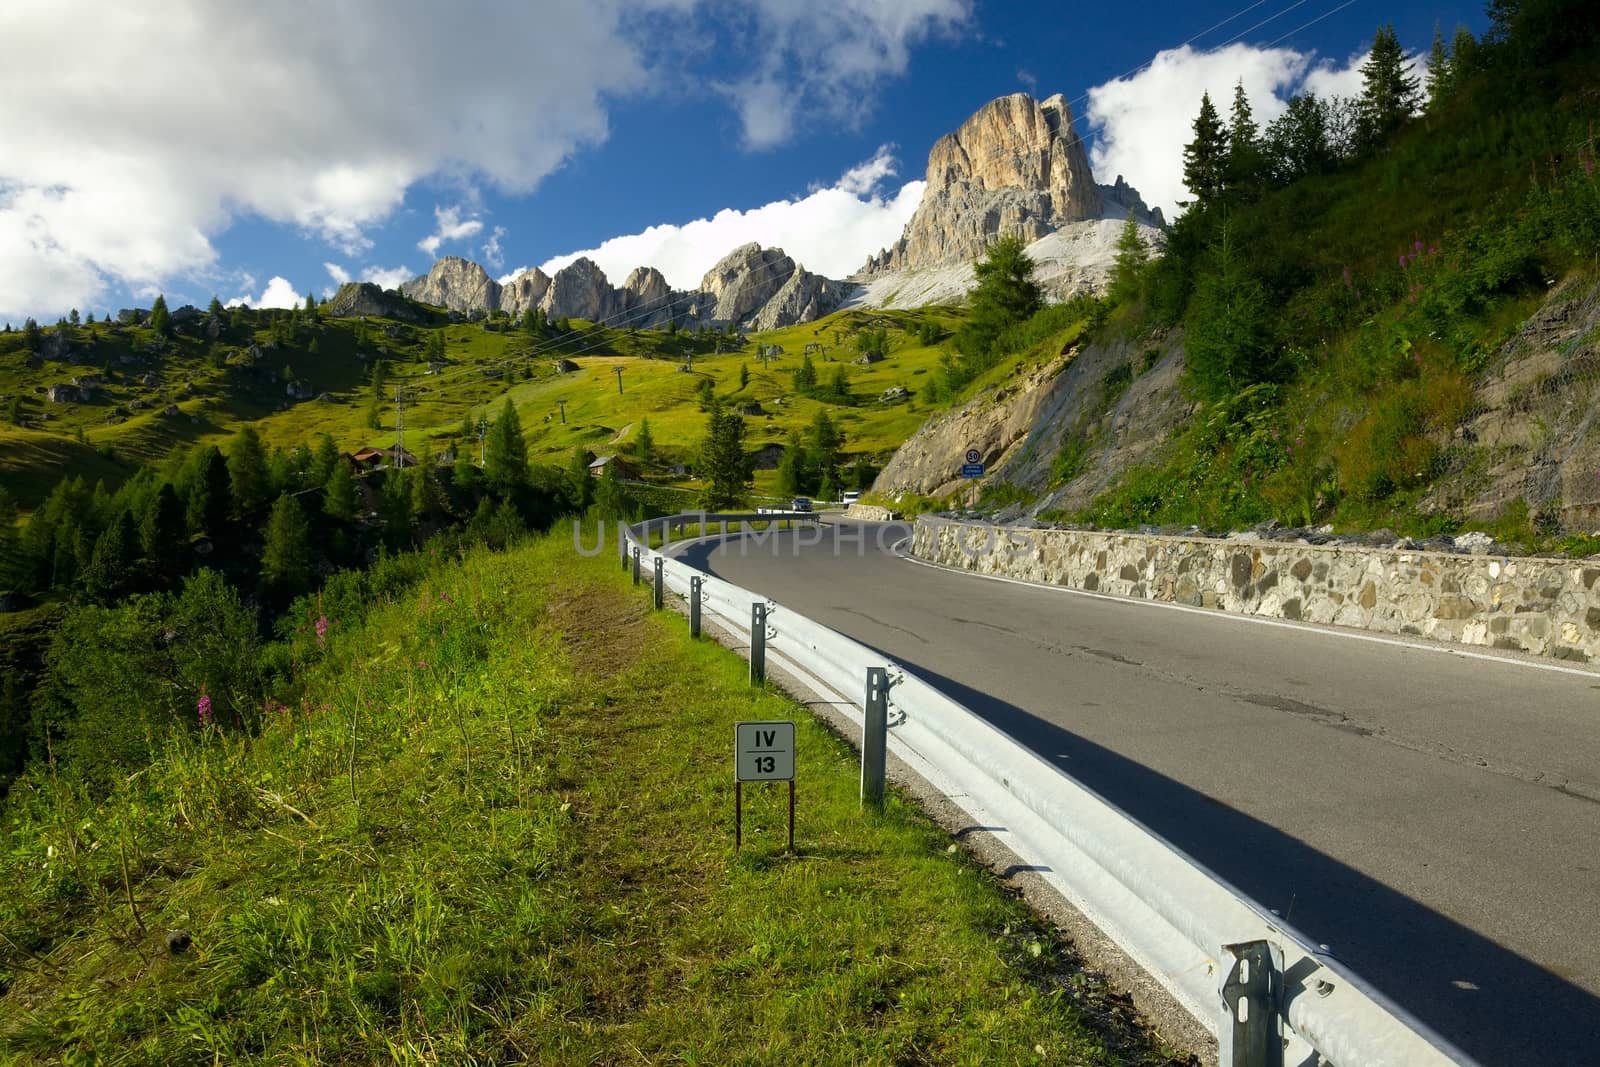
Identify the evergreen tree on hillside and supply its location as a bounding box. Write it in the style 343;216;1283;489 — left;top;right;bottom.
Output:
0;487;20;590
1185;223;1274;399
1450;25;1479;83
956;235;1043;358
1264;94;1334;182
1224;81;1263;198
208;295;225;318
808;409;843;483
829;364;850;400
777;431;812;496
634;417;655;464
1356;24;1420;153
793;353;818;391
484;398;528;497
569;446;594;510
22;318;40;352
149;295;171;336
227;427;270;518
1425;23;1452;108
410;443;441;523
260;493;312;597
310;433;340;486
1182;92;1228;208
187;446;232;538
739;362;750;390
138;483;186;577
594;456;628;520
83;510;137;602
1109;213;1150;306
700;405;750;511
323;459;358;522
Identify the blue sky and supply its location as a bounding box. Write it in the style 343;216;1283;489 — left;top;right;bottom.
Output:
0;0;1488;323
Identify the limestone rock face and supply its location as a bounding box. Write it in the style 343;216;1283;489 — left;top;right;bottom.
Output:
862;92;1160;276
324;282;424;322
402;256;499;314
499;268;551;317
746;265;848;332
620;266;679;328
700;243;795;322
540;258;619;322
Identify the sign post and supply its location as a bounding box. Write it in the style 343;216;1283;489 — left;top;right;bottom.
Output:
961;447;985;479
734;720;796;852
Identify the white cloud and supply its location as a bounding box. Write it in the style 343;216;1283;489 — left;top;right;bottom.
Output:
1084;42;1431;220
1086;44;1310;220
417;204;485;257
226;276;302;310
325;262;351;285
539;146;922;288
361;265;414;291
0;1;657;320
481;226;508;270
703;0;973;149
0;0;973;320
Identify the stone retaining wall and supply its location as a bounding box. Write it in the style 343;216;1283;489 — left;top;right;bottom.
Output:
911;517;1600;662
846;503;899;522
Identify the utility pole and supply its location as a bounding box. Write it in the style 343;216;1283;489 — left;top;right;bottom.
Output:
477;414;487;466
556;399;567;424
614;366;624;394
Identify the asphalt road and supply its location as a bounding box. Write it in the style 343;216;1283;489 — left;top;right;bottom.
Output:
677;519;1600;1066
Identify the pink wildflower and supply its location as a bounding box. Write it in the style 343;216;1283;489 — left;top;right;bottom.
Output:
315;615;329;649
197;692;213;729
1414;239;1424;254
1399;254;1409;268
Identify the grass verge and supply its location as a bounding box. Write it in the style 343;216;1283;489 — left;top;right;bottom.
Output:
1;531;1184;1064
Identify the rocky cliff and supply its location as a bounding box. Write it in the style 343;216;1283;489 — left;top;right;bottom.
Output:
852;91;1164;308
401;244;845;331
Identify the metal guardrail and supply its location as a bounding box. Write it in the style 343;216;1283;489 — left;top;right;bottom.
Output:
623;512;1477;1067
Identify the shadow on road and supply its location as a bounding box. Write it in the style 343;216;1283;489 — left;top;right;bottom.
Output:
678;533;1600;1066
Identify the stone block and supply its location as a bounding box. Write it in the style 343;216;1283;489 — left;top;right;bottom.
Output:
1291;558;1312;581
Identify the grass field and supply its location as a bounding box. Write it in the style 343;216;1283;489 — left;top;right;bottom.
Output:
0;530;1181;1064
0;305;967;510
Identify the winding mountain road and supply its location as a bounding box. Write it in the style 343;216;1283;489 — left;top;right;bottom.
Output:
675;519;1600;1066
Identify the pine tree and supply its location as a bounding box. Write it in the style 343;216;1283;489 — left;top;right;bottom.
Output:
776;432;811;496
68;308;80;326
227;427;270;518
697;376;716;410
569;447;594;510
1185;223;1274;399
808;409;843;482
1356;24;1420;153
793;353;818;391
1108;213;1150;305
149;295;171;336
84;510;137;602
829;364;850;399
409;444;440;522
208;295;225;318
260;493;312;597
956;235;1043;358
700;406;750;511
635;418;655;464
310;433;340;485
1224;81;1263;198
304;292;316;313
1263;94;1334;182
22;318;40;352
1450;25;1479;83
323;460;358;522
483;398;528;497
0;486;19;589
739;363;750;390
139;483;186;578
594;455;628;519
1182;92;1228;208
1425;23;1452;108
187;446;232;538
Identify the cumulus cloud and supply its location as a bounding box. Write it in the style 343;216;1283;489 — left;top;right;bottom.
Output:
0;1;658;320
361;265;415;291
1085;43;1427;220
226;276;302;310
417;205;485;257
325;262;351;286
703;0;973;149
481;226;509;270
537;146;921;288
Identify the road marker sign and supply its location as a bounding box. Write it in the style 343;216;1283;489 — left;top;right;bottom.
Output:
734;720;796;851
961;463;985;478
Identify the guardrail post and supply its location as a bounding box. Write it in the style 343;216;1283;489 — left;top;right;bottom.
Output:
653;558;664;610
750;603;766;686
1220;940;1283;1067
632;546;641;586
689;576;702;638
862;667;888;808
620;526;629;571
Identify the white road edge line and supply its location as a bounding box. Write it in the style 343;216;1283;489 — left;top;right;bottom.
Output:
888;535;1600;681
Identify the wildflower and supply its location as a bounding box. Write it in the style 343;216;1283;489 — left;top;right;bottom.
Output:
315;615;329;649
1583;149;1596;178
1414;239;1424;254
1399;254;1409;269
198;692;213;729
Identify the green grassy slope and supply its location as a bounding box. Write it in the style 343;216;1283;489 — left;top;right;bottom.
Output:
0;532;1178;1064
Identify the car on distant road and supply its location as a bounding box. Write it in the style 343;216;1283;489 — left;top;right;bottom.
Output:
841;491;861;507
790;497;812;513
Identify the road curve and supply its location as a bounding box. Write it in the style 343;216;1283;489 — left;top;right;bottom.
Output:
677;519;1600;1067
